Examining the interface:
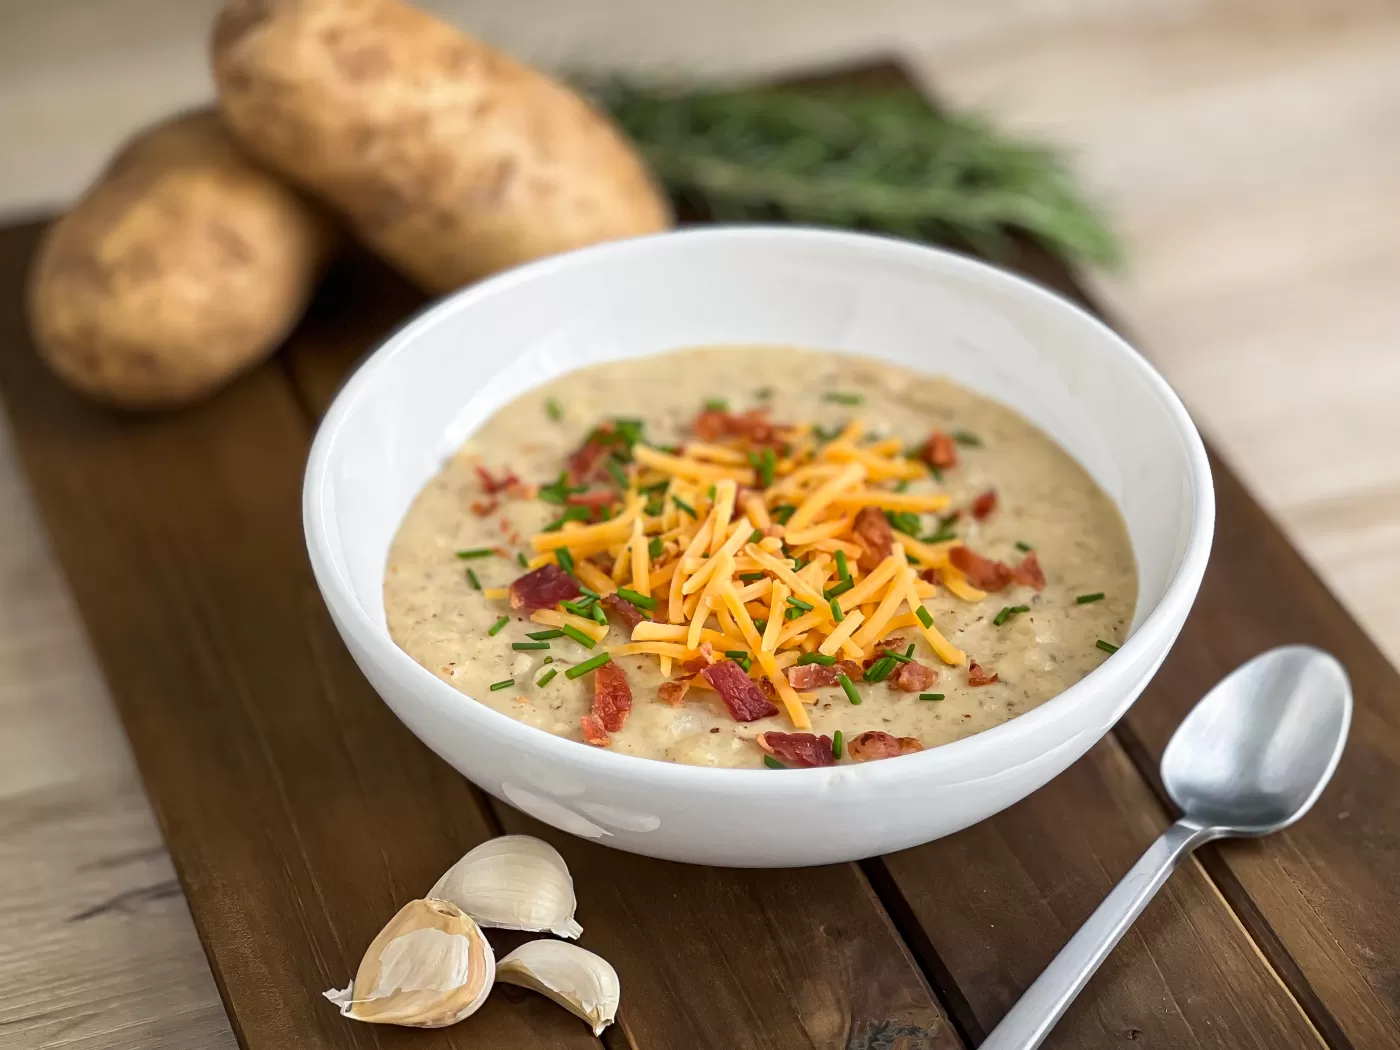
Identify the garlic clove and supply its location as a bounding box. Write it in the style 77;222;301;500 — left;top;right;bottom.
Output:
495;940;620;1035
323;898;495;1028
429;835;583;939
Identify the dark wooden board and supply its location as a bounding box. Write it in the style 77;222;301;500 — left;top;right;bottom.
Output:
0;58;1393;1050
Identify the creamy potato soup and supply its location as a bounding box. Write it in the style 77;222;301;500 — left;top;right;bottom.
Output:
385;346;1136;769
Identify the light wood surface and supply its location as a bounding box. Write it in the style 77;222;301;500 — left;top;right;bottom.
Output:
2;1;1398;1047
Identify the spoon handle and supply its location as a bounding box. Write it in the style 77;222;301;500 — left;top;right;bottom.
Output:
979;819;1217;1050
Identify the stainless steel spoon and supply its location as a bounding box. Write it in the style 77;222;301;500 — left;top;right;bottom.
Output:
980;644;1351;1050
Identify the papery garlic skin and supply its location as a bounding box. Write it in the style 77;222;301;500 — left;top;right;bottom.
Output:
496;940;620;1035
323;898;495;1028
430;835;582;939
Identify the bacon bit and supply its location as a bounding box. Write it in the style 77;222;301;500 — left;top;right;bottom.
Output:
566;427;613;484
470;498;499;517
693;409;729;442
892;661;938;692
592;661;633;732
580;713;611;747
690;407;782;447
852;506;894;572
1010;551;1046;591
658;678;693;706
862;640;908;671
948;546;1014;592
508;564;581;611
787;663;841;690
503;478;533;500
757;676;778;702
847;730;925;762
565;489;618;509
756;731;835;768
968;659;999;686
475;465;521;494
601;593;647;629
970;489;999;521
921;430;958;470
701;659;778;722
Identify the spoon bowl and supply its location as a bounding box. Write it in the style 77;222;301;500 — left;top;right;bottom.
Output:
1162;645;1352;834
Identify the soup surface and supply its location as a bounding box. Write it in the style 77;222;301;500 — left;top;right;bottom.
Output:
385;346;1136;768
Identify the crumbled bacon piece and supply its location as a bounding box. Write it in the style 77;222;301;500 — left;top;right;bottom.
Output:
971;489;998;521
565;427;613;484
756;732;835;768
508;564;581;612
475;465;521;495
580;714;610;747
601;593;647;629
1010;551;1046;591
693;409;729;442
852;506;894;571
921;430;958;470
892;661;938;692
788;663;839;690
690;407;782;447
565;488;618;509
948;546;1014;592
701;659;778;722
591;661;633;732
658;678;693;706
847;731;925;762
470;498;499;517
862;640;908;670
968;660;999;686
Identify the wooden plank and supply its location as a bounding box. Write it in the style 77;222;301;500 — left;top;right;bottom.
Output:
0;222;599;1050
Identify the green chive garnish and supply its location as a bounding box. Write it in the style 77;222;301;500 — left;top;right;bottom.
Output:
724;649;752;672
905;643;915;658
565;652;612;679
881;646;911;663
865;656;896;682
739;572;766;583
993;604;1030;627
672;496;697;518
885;509;922;536
527;629;564;640
617;588;657;610
832;730;844;759
894;479;910;493
513;641;550;651
605;458;628;489
545;398;563;421
488;615;509;636
916;606;933;629
648;536;664;559
771;505;796;525
1097;640;1120;654
590;602;607;625
747;447;777;488
707;484;717;501
466;568;481;590
834;549;851;585
797;652;837;666
536;668;557;687
755;387;773;400
1077;592;1106;604
578;585;601;599
555;548;575;575
786;596;814;612
823;580;853;600
1016;541;1033;552
517;552;529;568
824;391;863;405
837;673;862;705
763;755;786;770
704;397;729;412
920;693;945;702
748;529;764;544
953;430;982;447
489;679;514;691
753;618;768;633
561;625;597;649
456;548;495;560
542;656;554;664
543;506;591;531
785;607;803;621
829;598;844;622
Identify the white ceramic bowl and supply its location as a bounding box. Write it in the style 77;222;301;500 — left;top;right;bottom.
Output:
304;226;1213;867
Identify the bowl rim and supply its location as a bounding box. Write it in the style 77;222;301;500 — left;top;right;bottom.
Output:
304;224;1214;790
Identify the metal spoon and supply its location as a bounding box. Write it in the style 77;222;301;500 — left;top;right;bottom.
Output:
980;644;1351;1050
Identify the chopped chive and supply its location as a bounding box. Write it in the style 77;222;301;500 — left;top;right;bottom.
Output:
797;652;837;666
829;598;844;623
543;506;592;531
565;652;612;679
542;656;554;664
824;580;853;600
832;729;844;759
489;679;515;691
993;604;1030;627
578;585;601;599
488;615;509;636
739;572;766;583
707;484;717;500
1016;541;1033;552
785;607;803;621
527;629;564;640
555;548;575;575
837;673;862;705
456;548;496;560
560;598;595;617
1097;639;1120;654
747;447;777;488
512;641;550;651
885;509;922;536
953;430;982;447
916;606;934;629
672;496;697;518
865;656;896;682
763;754;787;770
545;397;563;421
724;650;752;672
605;458;628;489
824;391;863;405
648;536;664;559
749;529;764;544
928;464;944;482
589;602;607;625
560;625;597;649
894;479;910;493
927;517;959;543
791;557;804;571
881;646;911;663
920;692;945;702
704;397;730;412
753;618;768;633
466;568;481;590
641;478;670;495
905;643;915;658
1076;592;1106;604
786;596;814;612
771;504;796;525
834;549;851;584
617;588;657;610
517;552;529;568
536;668;558;687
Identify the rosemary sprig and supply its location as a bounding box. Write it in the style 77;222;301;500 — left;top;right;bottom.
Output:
588;79;1119;269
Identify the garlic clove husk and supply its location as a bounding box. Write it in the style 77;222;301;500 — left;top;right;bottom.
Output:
495;939;620;1035
429;835;582;939
323;898;495;1028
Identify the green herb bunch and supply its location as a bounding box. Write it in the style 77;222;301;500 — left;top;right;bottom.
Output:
587;78;1118;269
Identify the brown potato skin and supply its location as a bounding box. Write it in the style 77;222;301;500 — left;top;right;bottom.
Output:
27;109;334;409
211;0;672;293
